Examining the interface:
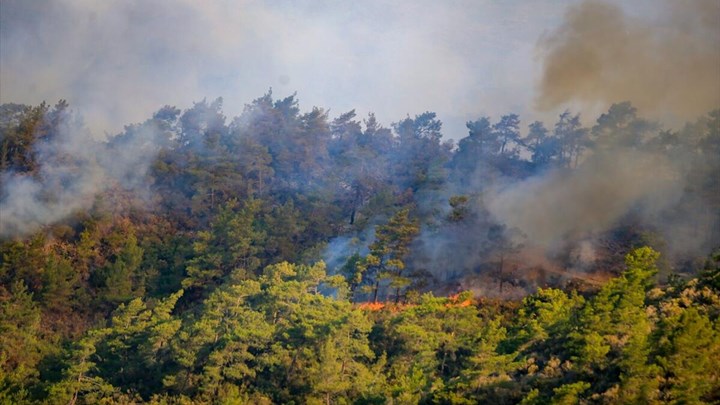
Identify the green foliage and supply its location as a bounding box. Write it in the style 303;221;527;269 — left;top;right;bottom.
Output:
47;291;184;403
0;281;45;403
96;232;145;306
1;235;47;295
40;254;80;314
46;329;117;405
183;198;265;292
1;95;719;403
357;208;420;303
550;381;590;404
566;248;662;400
656;307;720;403
2;237;720;403
0;102;57;173
517;288;584;344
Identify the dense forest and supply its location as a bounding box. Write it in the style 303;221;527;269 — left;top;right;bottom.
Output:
0;93;719;403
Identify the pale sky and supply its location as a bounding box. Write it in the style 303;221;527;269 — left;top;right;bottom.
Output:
0;0;676;140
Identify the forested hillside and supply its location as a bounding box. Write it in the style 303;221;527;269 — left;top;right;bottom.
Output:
1;94;719;403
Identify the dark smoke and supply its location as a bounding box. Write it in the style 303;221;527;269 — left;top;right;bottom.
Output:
537;0;720;121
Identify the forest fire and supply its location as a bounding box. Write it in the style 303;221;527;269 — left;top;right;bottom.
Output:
355;294;473;312
0;0;718;403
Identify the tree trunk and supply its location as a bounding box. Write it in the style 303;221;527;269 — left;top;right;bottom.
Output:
441;349;450;376
70;372;83;405
285;349;300;385
258;170;263;194
350;186;361;224
394;270;403;304
498;253;505;293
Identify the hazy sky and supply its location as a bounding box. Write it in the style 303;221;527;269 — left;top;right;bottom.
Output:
0;0;707;140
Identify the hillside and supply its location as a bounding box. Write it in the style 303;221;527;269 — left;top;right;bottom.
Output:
0;95;719;403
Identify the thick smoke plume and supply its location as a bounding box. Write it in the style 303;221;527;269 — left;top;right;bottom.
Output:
537;0;720;120
487;149;683;248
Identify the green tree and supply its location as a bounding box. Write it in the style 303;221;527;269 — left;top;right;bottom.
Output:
39;253;86;335
514;288;584;349
95;232;145;308
458;316;521;402
329;111;392;226
523;120;562;167
493;113;521;157
0;281;46;403
307;310;377;404
550;381;590;405
553;110;588;168
392;112;451;192
46;330;116;405
656;307;720;403
174;281;272;400
1;235;47;294
262;200;306;264
183;198;265;292
358;209;420;303
76;291;185;399
591;102;657;149
570;247;661;400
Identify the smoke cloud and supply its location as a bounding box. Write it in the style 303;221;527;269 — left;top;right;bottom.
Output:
0;109;163;237
537;0;720;121
0;0;579;140
486;149;683;247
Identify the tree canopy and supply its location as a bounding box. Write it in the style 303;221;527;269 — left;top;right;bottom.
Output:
0;94;719;403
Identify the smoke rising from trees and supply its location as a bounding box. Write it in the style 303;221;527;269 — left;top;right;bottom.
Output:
0;103;165;236
1;2;720;403
486;149;682;245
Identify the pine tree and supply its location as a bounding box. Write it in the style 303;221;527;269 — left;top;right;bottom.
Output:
358;209;420;303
